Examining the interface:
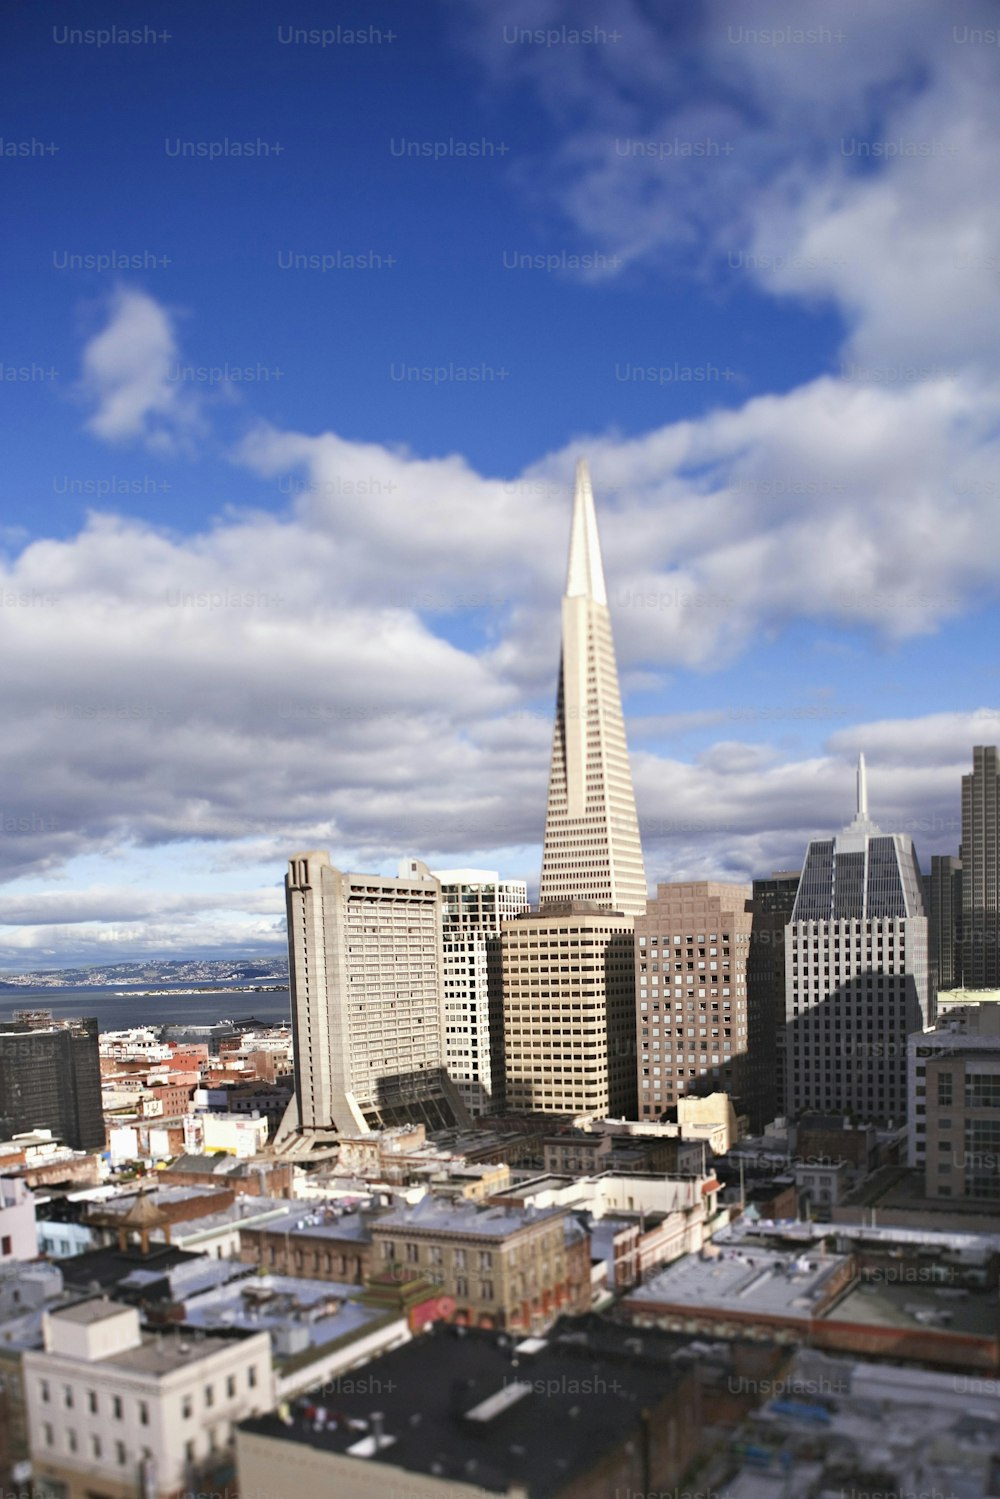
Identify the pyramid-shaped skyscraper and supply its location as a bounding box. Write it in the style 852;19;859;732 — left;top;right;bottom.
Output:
539;460;648;915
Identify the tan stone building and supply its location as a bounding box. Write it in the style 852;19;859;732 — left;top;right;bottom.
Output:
502;902;636;1116
369;1194;591;1333
636;882;753;1119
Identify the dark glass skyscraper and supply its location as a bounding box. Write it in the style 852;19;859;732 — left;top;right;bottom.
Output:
0;1016;103;1151
961;745;1000;988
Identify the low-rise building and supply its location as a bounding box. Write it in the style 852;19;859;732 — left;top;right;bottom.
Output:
184;1111;269;1157
237;1316;704;1499
625;1222;1000;1372
238;1203;375;1285
720;1346;1000;1499
25;1298;273;1499
176;1273;412;1400
368;1194;590;1333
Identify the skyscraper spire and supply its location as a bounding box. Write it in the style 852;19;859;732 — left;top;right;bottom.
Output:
857;751;868;819
565;458;607;605
539;460;648;915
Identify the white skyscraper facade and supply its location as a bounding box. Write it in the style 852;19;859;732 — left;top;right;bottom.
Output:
278;853;466;1145
785;757;931;1124
431;867;529;1117
539;460;648;916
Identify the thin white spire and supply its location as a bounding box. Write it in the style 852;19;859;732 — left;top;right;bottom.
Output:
857;752;868;820
564;458;608;606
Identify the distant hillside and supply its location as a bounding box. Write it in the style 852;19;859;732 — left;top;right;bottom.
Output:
0;957;289;988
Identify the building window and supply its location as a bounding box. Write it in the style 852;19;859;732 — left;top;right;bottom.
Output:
43;1423;53;1447
40;1380;50;1404
116;1442;127;1466
185;1440;195;1465
113;1396;123;1420
88;1391;98;1414
248;1366;258;1389
405;1242;419;1263
226;1375;236;1398
938;1072;954;1106
139;1400;149;1426
182;1395;193;1419
91;1435;102;1459
0;1236;10;1256
205;1384;214;1408
67;1429;77;1453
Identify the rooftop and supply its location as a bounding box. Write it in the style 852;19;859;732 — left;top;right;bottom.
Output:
51;1297;127;1326
628;1245;848;1321
239;1317;694;1498
372;1195;565;1238
179;1274;388;1356
721;1347;1000;1499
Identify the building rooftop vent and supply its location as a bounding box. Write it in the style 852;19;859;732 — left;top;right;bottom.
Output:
464;1381;533;1423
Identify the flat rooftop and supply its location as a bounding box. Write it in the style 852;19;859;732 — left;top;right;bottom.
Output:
180;1274;388;1355
52;1298;128;1326
835;1279;994;1338
239;1317;693;1497
629;1246;849;1321
236;1203;374;1242
373;1195;565;1238
106;1329;264;1376
721;1347;1000;1499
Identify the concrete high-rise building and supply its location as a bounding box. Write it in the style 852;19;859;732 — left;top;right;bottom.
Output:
907;1005;1000;1204
429;868;529;1118
276;854;467;1148
786;755;930;1124
0;1017;103;1152
635;882;753;1121
927;853;963;993
501;903;636;1117
747;871;801;1132
961;745;1000;988
539;459;647;916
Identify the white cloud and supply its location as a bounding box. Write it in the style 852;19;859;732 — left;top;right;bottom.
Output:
78;287;204;451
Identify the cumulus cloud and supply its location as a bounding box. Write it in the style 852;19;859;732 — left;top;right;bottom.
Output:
8;0;999;962
78;287;204;451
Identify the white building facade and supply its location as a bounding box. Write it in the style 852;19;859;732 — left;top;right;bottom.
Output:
25;1299;273;1499
785;757;931;1124
431;867;528;1116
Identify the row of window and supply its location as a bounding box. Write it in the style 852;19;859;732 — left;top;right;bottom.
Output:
38;1368;258;1419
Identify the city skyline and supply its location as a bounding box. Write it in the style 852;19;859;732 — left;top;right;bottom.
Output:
2;0;999;966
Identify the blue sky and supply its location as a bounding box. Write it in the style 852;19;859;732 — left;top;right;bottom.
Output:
1;0;999;966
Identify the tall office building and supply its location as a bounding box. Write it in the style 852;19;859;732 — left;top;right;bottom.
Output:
502;903;637;1117
927;853;963;993
635;882;753;1120
539;460;648;916
0;1017;103;1151
429;867;529;1117
747;871;801;1132
786;756;930;1123
961;745;1000;988
276;853;467;1147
